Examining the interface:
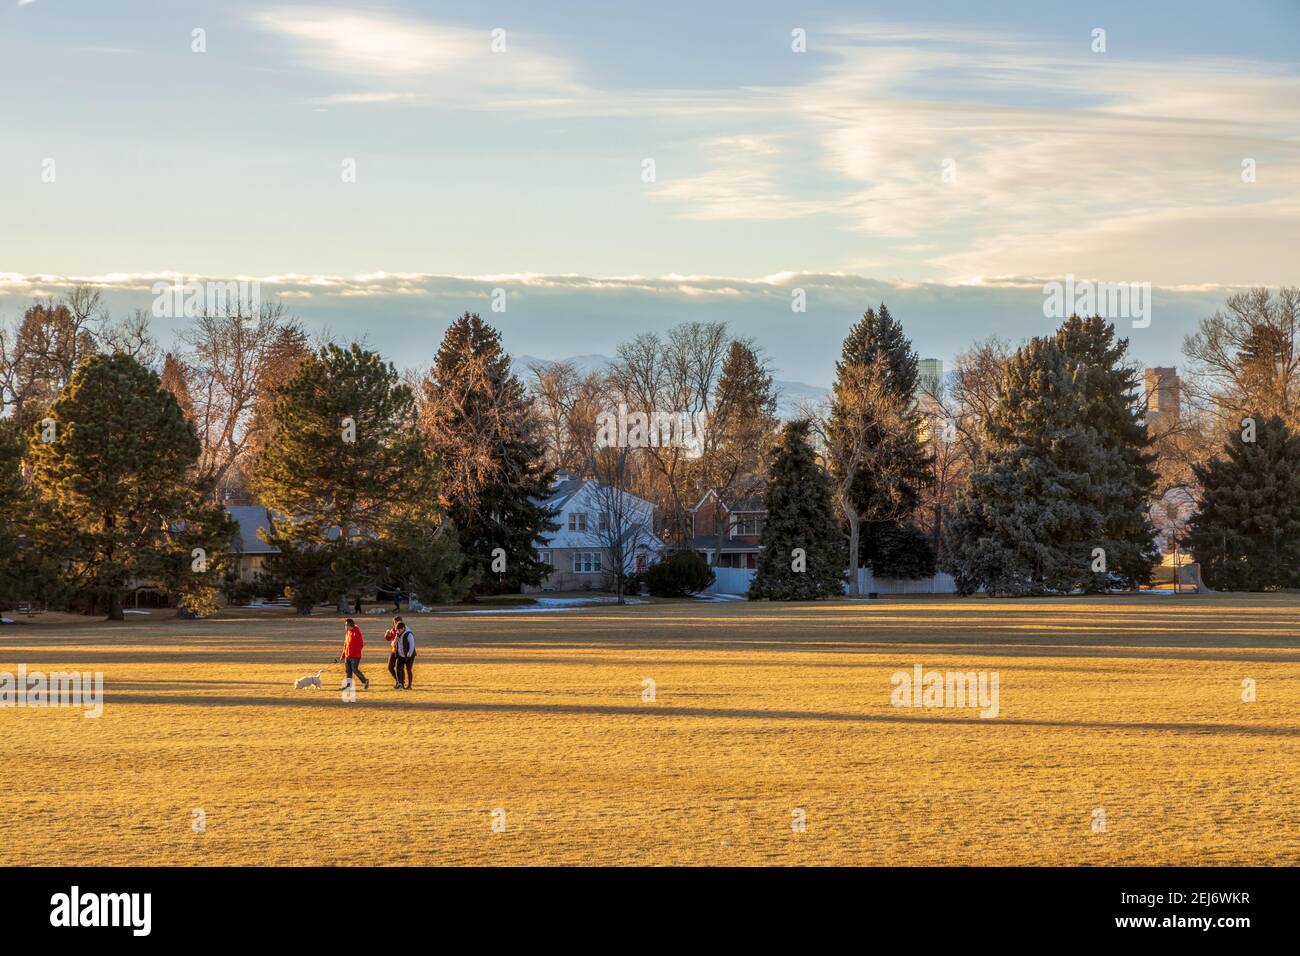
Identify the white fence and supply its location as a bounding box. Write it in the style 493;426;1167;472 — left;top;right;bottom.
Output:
703;567;756;595
852;568;958;595
701;566;957;596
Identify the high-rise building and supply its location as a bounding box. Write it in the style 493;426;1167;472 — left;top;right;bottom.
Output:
916;358;943;399
1144;367;1180;422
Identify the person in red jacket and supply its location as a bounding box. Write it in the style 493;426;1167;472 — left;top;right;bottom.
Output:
383;616;403;689
338;618;369;691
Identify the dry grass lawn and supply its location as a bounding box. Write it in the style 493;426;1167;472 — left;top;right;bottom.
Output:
1;593;1296;866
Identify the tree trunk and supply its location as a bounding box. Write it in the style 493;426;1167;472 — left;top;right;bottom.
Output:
107;591;125;621
844;499;861;598
336;593;347;614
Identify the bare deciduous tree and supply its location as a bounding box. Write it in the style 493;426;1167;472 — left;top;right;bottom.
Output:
915;337;1010;555
1183;286;1300;433
815;354;911;596
607;321;729;544
0;286;164;428
175;300;307;494
581;445;656;604
527;359;605;475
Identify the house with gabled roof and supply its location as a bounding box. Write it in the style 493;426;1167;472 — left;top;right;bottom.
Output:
687;488;767;569
526;472;665;592
224;501;280;582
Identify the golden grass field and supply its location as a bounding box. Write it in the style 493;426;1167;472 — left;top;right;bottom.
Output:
1;593;1296;866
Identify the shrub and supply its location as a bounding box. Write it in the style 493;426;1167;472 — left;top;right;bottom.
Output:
644;549;715;597
870;524;937;580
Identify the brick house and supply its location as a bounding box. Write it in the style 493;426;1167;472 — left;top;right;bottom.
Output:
687;489;766;569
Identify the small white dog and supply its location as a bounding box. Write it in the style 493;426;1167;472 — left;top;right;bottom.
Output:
293;670;323;690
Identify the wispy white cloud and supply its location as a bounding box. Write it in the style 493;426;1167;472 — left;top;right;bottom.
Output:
253;8;587;109
651;136;832;221
309;91;419;106
777;27;1300;282
16;12;1300;290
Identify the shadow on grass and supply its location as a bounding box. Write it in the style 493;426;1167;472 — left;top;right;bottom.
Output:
6;642;1295;668
93;692;1300;738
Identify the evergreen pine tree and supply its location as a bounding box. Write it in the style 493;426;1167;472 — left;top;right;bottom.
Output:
1051;314;1158;586
420;313;556;595
251;343;436;612
704;339;779;561
749;420;845;600
874;523;937;580
26;353;231;618
941;337;1153;595
159;353;194;423
827;304;931;576
0;421;39;613
1185;415;1300;590
376;515;477;606
714;340;778;430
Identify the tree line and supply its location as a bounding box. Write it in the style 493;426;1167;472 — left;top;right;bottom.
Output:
2;285;1297;618
0;301;561;618
748;288;1300;598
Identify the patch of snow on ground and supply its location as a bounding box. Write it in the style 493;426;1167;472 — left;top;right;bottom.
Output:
450;596;648;615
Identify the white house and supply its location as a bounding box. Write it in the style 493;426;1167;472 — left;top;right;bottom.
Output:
526;474;665;592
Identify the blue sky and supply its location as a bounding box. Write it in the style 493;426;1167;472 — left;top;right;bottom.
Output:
1;1;1297;385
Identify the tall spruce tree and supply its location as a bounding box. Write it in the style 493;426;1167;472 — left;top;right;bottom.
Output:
26;353;231;619
1052;314;1158;584
1185;415;1300;590
827;304;932;577
419;313;556;595
941;334;1156;595
251;343;438;613
704;339;778;562
749;420;845;600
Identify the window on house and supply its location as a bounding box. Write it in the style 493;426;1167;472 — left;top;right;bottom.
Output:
538;550;552;566
732;513;765;536
568;513;587;532
636;554;647;572
572;551;603;573
599;512;609;532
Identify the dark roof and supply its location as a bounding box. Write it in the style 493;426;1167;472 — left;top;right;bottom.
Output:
689;489;766;514
539;478;586;510
225;505;280;555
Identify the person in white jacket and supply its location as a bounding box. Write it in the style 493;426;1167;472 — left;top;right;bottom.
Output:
393;621;416;690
